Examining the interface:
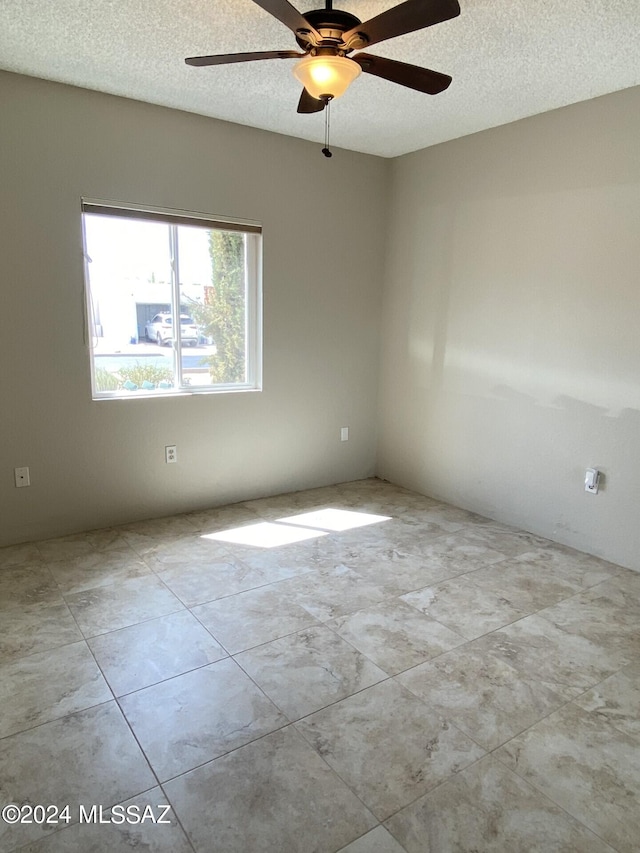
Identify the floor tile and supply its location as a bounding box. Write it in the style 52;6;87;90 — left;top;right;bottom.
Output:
397;642;572;750
287;531;353;571
574;661;640;740
185;502;261;534
329;598;465;675
390;503;472;534
0;640;111;738
17;787;192;852
392;531;508;573
140;534;231;572
349;557;460;597
477;614;623;692
163;726;376;853
0;702;155;850
156;557;268;607
296;679;484;820
458;522;555;558
0;600;82;663
496;702;640;853
538;581;640;664
242;488;340;519
600;567;640;597
204;519;329;549
307;482;364;502
120;657;287;780
401;575;528;639
513;545;623;590
280;564;388;621
227;544;317;582
277;507;392;535
88;609;227;696
385;754;616;853
119;515;200;555
47;545;151;595
2;478;637;853
467;559;583;612
35;532;103;563
235;625;387;719
0;542;42;569
82;526;137;552
33;528;132;562
64;574;183;637
336;517;444;557
0;563;62;610
192;583;319;654
337;826;407;853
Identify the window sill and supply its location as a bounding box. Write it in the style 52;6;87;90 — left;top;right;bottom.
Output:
92;385;262;401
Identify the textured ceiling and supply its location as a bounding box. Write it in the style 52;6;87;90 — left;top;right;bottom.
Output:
1;1;639;157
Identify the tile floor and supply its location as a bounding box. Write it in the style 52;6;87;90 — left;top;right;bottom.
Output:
1;479;639;852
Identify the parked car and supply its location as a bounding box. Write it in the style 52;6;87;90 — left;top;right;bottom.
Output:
145;313;198;346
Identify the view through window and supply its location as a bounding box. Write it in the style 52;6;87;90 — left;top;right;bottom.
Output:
82;202;262;398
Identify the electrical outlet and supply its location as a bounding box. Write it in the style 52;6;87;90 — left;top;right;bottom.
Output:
340;427;349;442
165;445;177;464
15;467;30;487
584;467;600;494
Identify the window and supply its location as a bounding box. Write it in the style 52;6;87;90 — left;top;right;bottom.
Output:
81;201;262;399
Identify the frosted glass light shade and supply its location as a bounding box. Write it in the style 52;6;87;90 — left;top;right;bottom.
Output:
293;54;361;100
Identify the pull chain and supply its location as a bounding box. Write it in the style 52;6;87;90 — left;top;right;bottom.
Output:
322;98;332;158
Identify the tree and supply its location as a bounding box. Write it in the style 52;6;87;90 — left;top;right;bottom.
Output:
190;230;246;383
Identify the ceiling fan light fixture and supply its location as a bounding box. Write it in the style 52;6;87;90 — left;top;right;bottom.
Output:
292;53;361;100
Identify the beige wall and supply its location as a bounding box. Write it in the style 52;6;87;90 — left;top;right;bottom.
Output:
4;69;639;570
1;71;389;546
378;86;640;571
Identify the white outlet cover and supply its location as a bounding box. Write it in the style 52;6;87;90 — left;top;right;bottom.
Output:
15;467;30;487
584;468;599;493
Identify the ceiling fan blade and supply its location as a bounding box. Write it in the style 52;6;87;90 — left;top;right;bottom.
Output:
343;0;460;49
186;50;303;67
354;52;451;94
297;88;326;113
250;0;321;44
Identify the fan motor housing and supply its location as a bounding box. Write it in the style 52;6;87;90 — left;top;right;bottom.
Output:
295;8;364;50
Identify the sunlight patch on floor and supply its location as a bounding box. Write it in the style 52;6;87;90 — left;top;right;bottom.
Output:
277;508;392;532
201;508;392;548
202;521;328;548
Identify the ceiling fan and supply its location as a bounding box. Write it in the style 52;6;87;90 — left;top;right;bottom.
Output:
185;0;460;114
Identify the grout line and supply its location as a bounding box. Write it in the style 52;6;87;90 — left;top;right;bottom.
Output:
0;697;121;746
156;780;199;853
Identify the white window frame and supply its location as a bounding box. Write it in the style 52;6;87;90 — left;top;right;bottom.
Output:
81;199;262;400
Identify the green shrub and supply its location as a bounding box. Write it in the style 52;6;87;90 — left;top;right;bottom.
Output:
94;362;174;392
94;367;120;391
118;363;174;387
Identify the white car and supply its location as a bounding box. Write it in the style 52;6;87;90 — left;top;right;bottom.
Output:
145;313;199;347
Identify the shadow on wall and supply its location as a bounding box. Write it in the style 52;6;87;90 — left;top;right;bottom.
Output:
491;384;640;424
